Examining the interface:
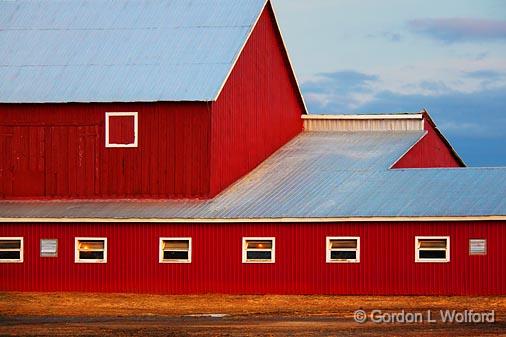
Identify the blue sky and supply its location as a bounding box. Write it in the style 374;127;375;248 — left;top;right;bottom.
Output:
272;0;506;166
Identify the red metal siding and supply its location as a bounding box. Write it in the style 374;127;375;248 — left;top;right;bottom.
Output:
393;117;463;168
0;221;504;295
210;4;305;195
0;102;211;199
108;115;135;145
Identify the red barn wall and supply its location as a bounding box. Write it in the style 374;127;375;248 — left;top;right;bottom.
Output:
210;4;305;195
0;221;504;295
0;102;212;199
393;117;463;169
0;4;306;200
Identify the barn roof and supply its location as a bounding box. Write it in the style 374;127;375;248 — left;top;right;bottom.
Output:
0;0;283;103
2;129;506;221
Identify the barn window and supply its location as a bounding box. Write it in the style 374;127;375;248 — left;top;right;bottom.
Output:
415;236;449;262
0;237;23;263
469;239;487;255
159;238;192;263
75;238;107;263
40;239;58;257
242;237;275;263
105;112;138;148
326;237;360;263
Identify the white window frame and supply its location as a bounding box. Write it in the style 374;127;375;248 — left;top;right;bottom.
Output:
75;237;108;263
415;236;450;263
0;237;23;263
326;236;360;263
242;237;275;264
40;238;58;257
159;237;192;263
105;112;138;148
469;239;487;256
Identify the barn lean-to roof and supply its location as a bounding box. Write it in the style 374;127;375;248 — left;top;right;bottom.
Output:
0;0;305;107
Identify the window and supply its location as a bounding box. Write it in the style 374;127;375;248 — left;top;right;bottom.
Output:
326;237;360;263
0;237;23;263
415;236;449;263
159;238;192;263
105;112;138;148
75;238;107;263
469;239;487;255
40;239;58;257
242;237;275;263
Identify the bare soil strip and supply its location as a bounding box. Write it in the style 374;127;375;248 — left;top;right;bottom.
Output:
0;293;504;336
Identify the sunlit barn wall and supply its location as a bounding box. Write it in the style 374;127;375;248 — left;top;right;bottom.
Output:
210;3;305;195
0;221;504;295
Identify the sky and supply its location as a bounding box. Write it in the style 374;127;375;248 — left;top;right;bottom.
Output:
272;0;506;167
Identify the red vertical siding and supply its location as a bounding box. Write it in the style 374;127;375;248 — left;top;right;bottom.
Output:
393;116;463;168
108;115;135;145
0;221;504;295
210;4;305;195
0;102;211;199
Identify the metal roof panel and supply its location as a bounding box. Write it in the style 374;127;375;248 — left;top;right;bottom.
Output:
3;131;505;220
0;0;266;102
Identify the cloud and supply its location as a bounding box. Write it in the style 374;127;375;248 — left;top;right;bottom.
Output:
301;70;506;166
366;32;402;42
463;69;506;89
303;71;378;92
408;18;506;43
418;80;451;93
302;70;379;113
356;87;506;166
465;69;504;80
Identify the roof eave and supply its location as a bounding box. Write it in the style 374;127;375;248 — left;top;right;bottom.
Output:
1;215;505;223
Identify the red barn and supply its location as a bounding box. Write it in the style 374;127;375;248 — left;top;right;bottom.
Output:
1;0;505;295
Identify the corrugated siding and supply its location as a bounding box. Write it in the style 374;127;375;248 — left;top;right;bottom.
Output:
0;0;266;102
303;118;424;132
393;118;464;168
0;102;211;198
210;3;304;196
0;221;504;295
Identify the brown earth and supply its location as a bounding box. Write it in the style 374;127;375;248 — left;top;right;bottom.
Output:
0;292;505;336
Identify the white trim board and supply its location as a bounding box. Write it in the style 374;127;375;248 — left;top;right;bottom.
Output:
0;237;24;263
1;215;505;223
159;237;192;264
415;236;450;263
105;112;138;148
326;236;360;263
74;237;108;263
242;237;276;264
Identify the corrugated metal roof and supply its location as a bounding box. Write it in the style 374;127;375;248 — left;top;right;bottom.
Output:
2;130;505;220
0;0;266;102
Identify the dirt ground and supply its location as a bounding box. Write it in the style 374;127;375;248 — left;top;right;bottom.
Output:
0;292;505;336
